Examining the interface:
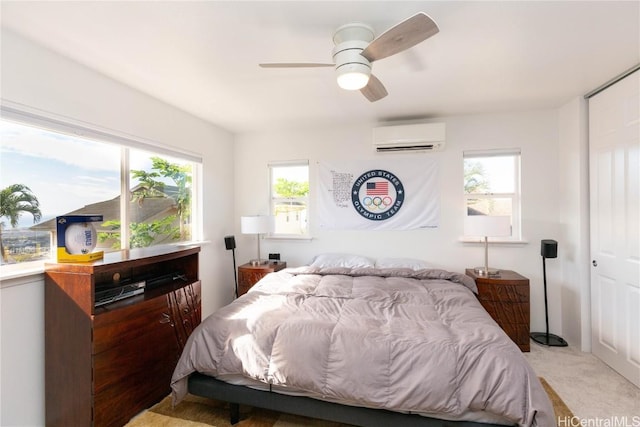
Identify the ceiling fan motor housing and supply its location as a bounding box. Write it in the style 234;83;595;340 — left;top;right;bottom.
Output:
333;22;374;44
333;40;371;71
332;22;375;68
332;23;375;89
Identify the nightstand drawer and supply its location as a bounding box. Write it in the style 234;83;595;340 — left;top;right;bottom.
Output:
238;270;269;291
476;282;529;303
238;262;287;296
479;300;529;326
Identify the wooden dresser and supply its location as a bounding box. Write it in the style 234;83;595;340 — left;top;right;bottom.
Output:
45;245;201;427
465;268;530;352
238;261;286;296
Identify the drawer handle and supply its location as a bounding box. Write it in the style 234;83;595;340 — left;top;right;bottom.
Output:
160;313;172;324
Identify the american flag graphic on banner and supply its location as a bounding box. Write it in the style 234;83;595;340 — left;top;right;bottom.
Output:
366;181;388;195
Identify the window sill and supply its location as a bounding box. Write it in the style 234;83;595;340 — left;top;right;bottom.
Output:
459;237;529;245
0;241;211;285
177;239;211;246
266;235;313;242
0;261;46;285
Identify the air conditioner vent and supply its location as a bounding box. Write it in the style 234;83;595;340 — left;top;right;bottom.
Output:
373;123;445;153
376;144;438;152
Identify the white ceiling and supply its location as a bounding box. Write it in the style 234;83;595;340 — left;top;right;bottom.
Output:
1;1;638;133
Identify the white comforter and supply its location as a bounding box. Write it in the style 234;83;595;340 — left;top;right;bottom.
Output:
171;267;554;426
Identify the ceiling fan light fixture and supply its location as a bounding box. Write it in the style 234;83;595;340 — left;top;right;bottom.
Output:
336;63;371;90
259;13;439;102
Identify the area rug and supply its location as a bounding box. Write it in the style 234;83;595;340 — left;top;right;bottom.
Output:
125;378;574;427
539;377;575;423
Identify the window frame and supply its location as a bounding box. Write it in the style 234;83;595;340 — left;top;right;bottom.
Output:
268;160;310;239
463;149;522;242
0;103;203;276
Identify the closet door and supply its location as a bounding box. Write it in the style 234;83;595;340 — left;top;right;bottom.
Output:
589;70;639;387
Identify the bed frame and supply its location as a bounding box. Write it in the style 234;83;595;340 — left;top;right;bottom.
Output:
187;373;510;427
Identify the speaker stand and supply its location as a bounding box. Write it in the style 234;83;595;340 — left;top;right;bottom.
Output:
530;256;568;347
231;247;238;299
531;331;567;346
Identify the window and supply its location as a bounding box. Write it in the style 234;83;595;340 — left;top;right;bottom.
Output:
269;161;309;237
125;148;195;249
463;150;521;240
0;115;201;267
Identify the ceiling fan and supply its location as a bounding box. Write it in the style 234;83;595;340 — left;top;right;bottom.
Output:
259;12;439;102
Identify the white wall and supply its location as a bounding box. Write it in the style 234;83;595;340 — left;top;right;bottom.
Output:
557;96;591;350
0;275;45;426
234;110;567;339
0;29;235;426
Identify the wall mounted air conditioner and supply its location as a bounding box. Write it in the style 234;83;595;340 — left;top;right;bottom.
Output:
372;122;446;153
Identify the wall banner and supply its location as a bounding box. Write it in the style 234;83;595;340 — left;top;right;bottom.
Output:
317;158;440;230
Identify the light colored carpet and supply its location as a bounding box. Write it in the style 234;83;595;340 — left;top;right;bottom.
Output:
525;342;640;422
125;378;573;427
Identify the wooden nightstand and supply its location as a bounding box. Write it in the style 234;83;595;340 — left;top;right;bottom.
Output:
238;261;287;296
466;269;530;352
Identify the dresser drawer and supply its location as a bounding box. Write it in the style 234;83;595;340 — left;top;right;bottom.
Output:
93;335;179;425
93;293;170;354
93;324;179;393
93;291;183;426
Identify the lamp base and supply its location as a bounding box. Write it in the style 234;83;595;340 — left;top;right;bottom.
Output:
473;266;501;276
250;259;269;266
530;332;568;347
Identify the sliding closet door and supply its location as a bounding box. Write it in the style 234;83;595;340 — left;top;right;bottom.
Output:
589;70;639;387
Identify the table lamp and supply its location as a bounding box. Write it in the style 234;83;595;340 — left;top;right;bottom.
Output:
241;215;274;266
464;215;511;276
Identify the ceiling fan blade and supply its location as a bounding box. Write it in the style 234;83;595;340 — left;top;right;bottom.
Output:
259;63;334;68
361;12;439;62
360;74;388;102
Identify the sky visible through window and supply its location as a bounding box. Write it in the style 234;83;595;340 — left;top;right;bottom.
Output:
1;120;121;228
0;120;179;229
465;155;515;194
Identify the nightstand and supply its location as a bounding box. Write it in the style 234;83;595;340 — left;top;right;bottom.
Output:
465;269;530;352
238;261;287;296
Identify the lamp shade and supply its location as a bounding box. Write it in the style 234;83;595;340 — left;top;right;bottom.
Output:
464;215;511;238
241;215;274;234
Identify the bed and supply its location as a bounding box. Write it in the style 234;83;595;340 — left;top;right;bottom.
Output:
171;254;555;427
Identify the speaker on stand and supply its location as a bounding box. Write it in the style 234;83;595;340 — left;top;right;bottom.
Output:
224;236;238;298
530;239;568;347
